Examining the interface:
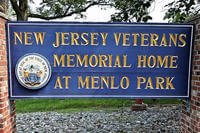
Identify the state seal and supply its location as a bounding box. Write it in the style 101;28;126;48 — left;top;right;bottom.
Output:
15;53;51;89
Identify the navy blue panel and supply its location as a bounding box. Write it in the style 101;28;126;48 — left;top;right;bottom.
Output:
6;22;194;98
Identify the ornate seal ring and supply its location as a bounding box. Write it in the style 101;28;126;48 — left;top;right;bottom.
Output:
15;53;51;90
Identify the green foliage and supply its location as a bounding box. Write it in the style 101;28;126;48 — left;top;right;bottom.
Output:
10;0;109;20
33;0;108;20
10;0;153;22
110;0;153;22
8;0;200;22
164;0;200;23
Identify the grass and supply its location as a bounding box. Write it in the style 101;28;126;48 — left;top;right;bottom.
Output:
143;99;182;105
16;99;134;113
15;98;181;113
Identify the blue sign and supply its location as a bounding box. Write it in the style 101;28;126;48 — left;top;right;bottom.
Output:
7;22;194;98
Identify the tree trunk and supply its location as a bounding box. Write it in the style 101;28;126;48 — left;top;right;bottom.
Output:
10;0;28;21
17;10;28;21
18;0;28;20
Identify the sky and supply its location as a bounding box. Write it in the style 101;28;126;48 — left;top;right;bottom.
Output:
30;0;172;22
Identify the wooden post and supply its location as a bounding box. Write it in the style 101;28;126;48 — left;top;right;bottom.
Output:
131;99;147;111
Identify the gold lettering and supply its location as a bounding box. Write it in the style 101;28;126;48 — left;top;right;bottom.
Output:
89;55;98;67
24;32;33;45
166;77;175;89
156;77;165;89
169;33;177;47
91;76;100;89
145;77;153;89
34;32;46;45
99;55;108;67
91;33;99;45
63;76;71;89
76;54;88;67
141;33;149;46
61;32;70;45
108;55;113;67
178;34;186;47
71;32;79;45
100;76;109;89
132;33;139;46
122;33;130;46
114;55;121;67
78;76;89;89
150;34;159;46
54;76;62;89
160;34;167;46
137;77;146;89
157;56;168;68
147;55;156;68
137;55;146;68
111;76;119;89
54;54;65;67
138;55;177;69
100;33;108;46
14;32;22;45
53;32;60;48
114;33;121;46
123;55;132;68
81;33;89;45
67;54;75;67
169;56;178;68
120;76;129;89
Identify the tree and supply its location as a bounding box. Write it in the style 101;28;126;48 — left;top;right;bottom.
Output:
0;0;8;13
5;0;200;23
111;0;153;22
9;0;153;22
10;0;28;20
10;0;108;21
164;0;200;22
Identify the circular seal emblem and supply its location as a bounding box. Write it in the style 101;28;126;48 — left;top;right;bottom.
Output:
15;53;51;89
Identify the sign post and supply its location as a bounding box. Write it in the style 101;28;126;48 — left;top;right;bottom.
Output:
0;14;16;133
132;99;147;111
